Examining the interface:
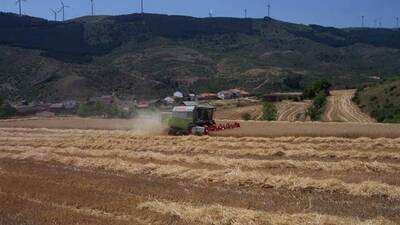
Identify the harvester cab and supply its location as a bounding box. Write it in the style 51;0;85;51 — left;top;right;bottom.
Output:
168;103;240;135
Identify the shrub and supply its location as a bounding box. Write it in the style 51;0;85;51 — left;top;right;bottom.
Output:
307;91;328;121
0;97;16;119
261;102;277;121
241;112;252;121
77;104;92;118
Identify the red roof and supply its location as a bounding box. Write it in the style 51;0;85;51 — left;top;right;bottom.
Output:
137;101;150;108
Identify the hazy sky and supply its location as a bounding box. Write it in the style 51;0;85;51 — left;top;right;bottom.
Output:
0;0;399;28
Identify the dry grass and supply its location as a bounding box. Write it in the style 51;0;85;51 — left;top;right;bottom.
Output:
214;105;262;120
2;149;400;200
138;200;395;225
2;145;399;174
1;128;400;224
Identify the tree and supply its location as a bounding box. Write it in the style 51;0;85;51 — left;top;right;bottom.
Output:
303;80;332;99
0;97;16;119
307;91;328;121
261;102;277;121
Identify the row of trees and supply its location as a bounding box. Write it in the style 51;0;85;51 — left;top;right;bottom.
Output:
77;101;136;118
303;80;331;121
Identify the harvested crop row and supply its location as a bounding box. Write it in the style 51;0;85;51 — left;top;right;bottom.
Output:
276;101;310;122
3;145;400;174
138;200;395;225
3;134;400;154
3;136;400;166
1;151;400;200
3;128;400;151
4;127;400;145
3;136;400;163
323;90;375;123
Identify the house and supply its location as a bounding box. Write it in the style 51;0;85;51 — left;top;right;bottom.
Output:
136;100;150;109
49;103;64;113
163;97;175;105
229;89;250;97
89;95;114;105
15;105;47;116
199;93;219;100
63;100;78;110
217;88;250;100
217;90;238;100
173;91;184;98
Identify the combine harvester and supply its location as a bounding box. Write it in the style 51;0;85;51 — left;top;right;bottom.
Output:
167;103;240;135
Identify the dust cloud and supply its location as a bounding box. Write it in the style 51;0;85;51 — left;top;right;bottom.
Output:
130;111;169;135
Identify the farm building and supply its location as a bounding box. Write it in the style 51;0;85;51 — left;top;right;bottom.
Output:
263;92;303;102
163;97;175;105
136;100;150;109
217;89;250;100
198;93;219;100
89;95;115;105
63;100;78;110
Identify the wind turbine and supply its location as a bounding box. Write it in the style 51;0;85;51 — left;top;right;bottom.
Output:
15;0;26;16
89;0;94;16
267;1;271;18
50;8;58;21
396;17;399;28
361;16;365;27
58;1;69;21
244;9;247;18
140;0;144;14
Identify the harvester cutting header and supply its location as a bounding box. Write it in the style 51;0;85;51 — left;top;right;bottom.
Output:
167;103;240;135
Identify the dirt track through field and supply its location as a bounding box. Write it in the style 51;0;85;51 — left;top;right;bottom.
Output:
1;128;400;224
324;90;375;123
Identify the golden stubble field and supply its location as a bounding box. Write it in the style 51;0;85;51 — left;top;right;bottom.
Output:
1;127;400;225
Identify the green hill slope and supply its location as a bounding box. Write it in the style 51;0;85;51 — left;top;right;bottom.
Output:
1;12;400;101
354;77;400;123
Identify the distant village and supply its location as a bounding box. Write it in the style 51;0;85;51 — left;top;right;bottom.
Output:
11;88;253;118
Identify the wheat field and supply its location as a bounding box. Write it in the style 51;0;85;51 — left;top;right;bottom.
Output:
1;127;400;225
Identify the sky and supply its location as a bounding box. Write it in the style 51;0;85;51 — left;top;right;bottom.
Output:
0;0;399;28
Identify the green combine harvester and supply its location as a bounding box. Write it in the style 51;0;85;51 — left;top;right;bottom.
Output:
167;103;240;135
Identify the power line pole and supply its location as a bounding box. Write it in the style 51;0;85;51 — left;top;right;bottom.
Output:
396;17;399;28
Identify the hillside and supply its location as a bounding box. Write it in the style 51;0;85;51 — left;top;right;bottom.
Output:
354;77;400;123
1;12;400;101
